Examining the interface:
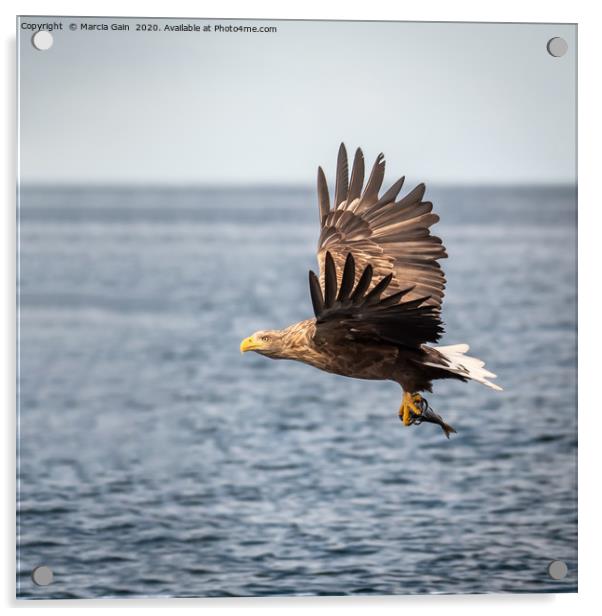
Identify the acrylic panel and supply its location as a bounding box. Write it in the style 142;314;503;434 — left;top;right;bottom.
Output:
17;16;577;599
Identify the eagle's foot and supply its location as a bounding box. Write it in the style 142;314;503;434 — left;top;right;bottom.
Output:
399;391;424;426
399;394;458;438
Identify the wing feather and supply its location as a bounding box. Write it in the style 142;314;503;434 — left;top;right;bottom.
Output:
337;252;356;302
309;270;324;316
311;254;443;349
372;176;405;209
334;143;349;208
317;166;330;223
324;251;338;307
316;145;447;311
346;148;365;206
357;152;385;211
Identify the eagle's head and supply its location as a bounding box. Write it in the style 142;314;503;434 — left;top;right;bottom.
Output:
240;329;286;359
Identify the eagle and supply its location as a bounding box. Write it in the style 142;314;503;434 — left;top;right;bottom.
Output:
240;144;501;437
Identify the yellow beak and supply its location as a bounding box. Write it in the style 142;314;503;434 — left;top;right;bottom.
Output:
240;336;258;353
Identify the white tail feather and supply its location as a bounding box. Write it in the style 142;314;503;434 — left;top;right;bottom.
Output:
425;344;503;391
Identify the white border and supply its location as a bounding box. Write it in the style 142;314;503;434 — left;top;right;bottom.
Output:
3;1;600;614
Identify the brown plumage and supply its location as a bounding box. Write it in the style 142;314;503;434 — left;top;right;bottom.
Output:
241;144;501;437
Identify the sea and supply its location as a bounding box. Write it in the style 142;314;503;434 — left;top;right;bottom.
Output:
17;184;577;598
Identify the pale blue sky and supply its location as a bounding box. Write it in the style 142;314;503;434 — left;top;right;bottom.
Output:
18;17;576;185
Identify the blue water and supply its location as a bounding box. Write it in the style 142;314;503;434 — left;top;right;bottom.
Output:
17;185;577;598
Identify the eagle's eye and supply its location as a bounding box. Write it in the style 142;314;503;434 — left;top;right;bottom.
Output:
261;336;270;343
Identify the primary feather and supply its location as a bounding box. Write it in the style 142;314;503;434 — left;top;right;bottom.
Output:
317;144;447;310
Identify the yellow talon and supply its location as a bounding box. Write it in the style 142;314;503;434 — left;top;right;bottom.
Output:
401;400;412;425
399;391;423;426
409;393;423;415
399;391;422;426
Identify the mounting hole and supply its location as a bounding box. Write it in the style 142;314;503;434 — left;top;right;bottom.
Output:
32;31;54;51
548;560;568;580
547;37;568;58
32;565;54;586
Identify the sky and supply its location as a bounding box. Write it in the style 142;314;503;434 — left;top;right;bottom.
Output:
18;17;576;185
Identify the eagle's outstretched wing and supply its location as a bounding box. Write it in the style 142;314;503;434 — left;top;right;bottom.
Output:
316;144;447;311
310;251;443;349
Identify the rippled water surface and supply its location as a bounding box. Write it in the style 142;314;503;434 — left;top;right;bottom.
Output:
17;185;577;598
